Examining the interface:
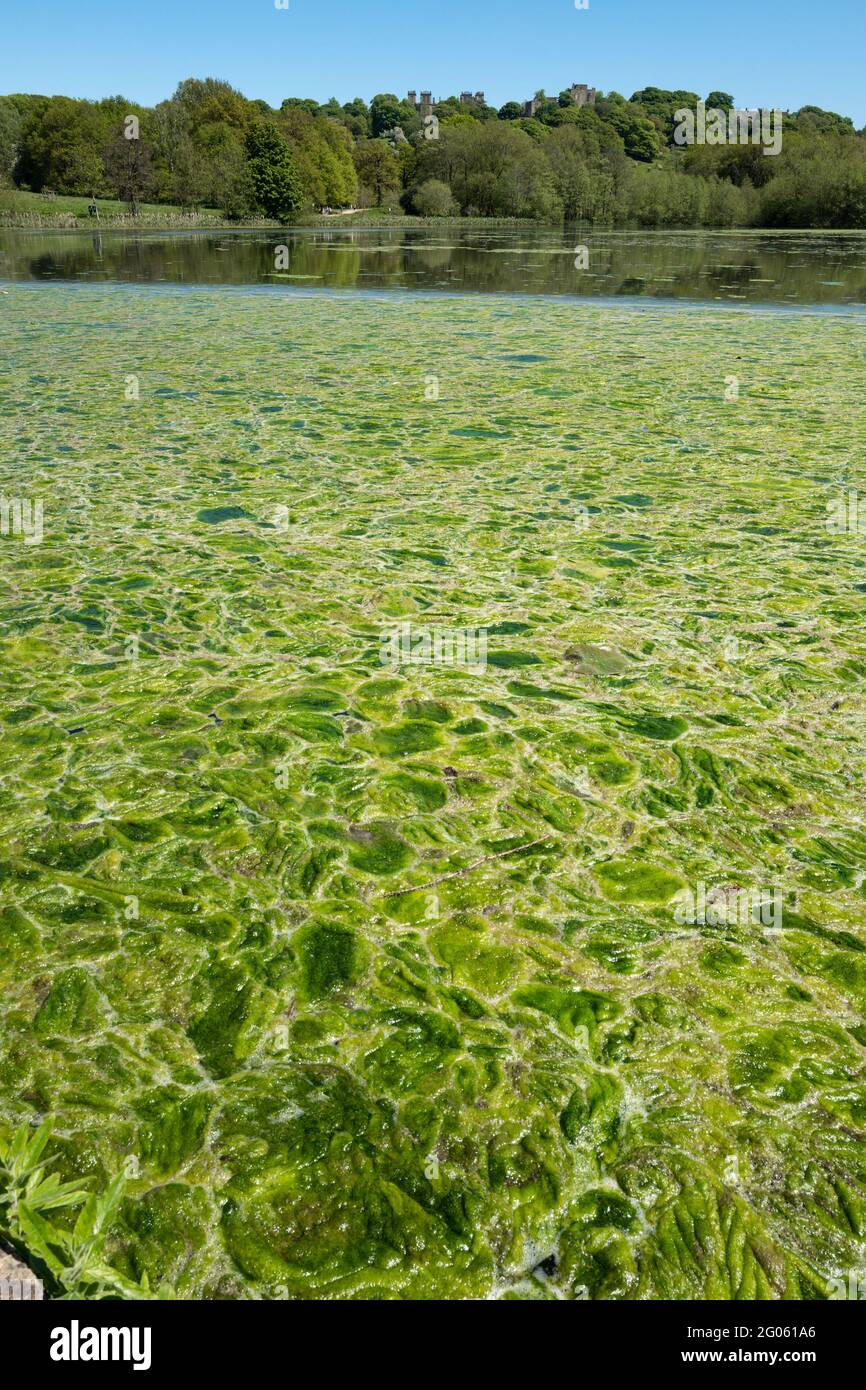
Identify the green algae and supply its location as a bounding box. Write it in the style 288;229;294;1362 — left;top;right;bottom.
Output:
1;284;866;1300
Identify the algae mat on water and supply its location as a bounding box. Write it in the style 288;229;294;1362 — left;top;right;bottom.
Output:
1;283;866;1299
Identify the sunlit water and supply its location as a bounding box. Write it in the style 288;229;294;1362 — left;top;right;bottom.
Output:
3;222;866;1300
2;225;866;308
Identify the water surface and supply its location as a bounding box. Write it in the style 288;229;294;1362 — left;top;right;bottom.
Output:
2;226;866;307
2;284;866;1299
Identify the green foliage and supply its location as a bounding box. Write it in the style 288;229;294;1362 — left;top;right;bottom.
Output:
630;86;701;143
353;139;401;207
545;122;624;220
411;178;458;217
438;112;476;132
0;96;26;184
370;92;420;140
244;120;303;221
794;105;856;135
2;76;866;229
514;117;549;145
277;105;357;209
0;1120;166;1300
341;97;371;141
431;96;464;122
755;131;866;227
16;96;111;194
415;122;558;218
603;105;662;162
281;97;321;118
175;77;251;136
103;129;156;213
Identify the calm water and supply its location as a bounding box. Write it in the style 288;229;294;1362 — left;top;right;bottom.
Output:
2;226;866;307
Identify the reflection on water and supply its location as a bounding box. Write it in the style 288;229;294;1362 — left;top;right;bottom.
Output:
2;226;866;307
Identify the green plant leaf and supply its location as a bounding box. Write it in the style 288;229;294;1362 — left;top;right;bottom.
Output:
27;1172;89;1213
15;1202;71;1276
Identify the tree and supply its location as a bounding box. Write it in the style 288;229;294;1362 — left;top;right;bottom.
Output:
161;78;255;211
0;97;26;185
277;105;358;207
412;178;458;216
150;98;185;193
352;139;401;207
545;124;595;219
341;98;371;141
281;97;320;117
433;97;464;122
439;113;476;132
516;118;549;144
170;134;211;207
628;87;700;144
16;96;108;193
175;78;251;136
103;127;156;213
6;71;866;233
245;120;303;221
605;107;662;162
545;106;588;128
793;105;856;136
370;93;419;140
423;122;559;218
544;122;627;221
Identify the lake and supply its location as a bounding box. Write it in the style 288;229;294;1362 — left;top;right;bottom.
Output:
2;224;866;309
1;234;866;1302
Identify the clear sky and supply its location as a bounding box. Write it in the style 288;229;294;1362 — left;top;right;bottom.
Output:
0;0;862;126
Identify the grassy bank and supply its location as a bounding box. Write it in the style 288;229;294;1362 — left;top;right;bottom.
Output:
0;188;263;229
0;188;543;231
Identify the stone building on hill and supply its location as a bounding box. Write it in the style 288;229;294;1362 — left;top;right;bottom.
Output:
524;83;597;118
407;89;486;115
407;90;436;115
405;83;593;120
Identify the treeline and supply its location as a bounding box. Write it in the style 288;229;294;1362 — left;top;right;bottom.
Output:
1;79;864;227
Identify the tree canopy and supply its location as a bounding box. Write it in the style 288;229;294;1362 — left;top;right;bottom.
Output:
2;78;864;229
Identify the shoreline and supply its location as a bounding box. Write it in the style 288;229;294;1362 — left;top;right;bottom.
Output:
0;212;541;232
3;212;866;236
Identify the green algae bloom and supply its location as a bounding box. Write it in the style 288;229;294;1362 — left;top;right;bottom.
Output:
1;282;865;1300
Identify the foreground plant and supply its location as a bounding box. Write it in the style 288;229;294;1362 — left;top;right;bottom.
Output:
0;1121;168;1300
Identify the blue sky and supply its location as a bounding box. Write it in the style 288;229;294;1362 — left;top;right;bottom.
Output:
1;0;862;126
